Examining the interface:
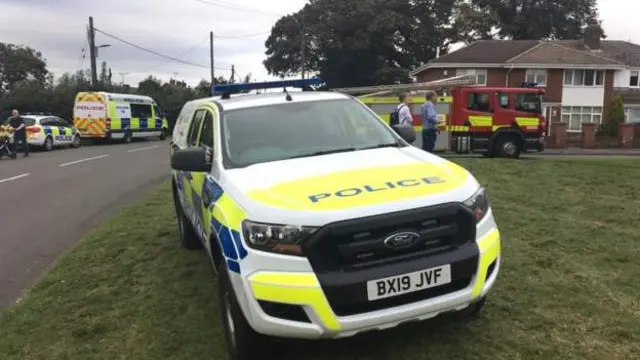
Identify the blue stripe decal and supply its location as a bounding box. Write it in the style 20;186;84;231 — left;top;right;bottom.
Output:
232;229;248;259
58;126;65;134
212;219;239;260
227;260;240;273
155;118;163;129
139;118;148;129
43;127;52;135
121;118;131;129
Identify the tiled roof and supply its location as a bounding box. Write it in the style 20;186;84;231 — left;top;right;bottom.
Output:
411;39;640;76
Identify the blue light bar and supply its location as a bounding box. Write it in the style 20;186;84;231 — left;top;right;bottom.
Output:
212;77;322;94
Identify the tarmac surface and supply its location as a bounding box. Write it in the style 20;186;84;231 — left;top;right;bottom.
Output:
0;140;169;308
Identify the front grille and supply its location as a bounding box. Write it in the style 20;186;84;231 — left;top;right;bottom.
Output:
303;203;476;273
303;203;479;316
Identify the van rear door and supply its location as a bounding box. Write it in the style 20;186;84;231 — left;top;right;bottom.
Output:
73;93;108;137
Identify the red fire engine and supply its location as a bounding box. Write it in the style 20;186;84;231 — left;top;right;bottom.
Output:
335;75;547;158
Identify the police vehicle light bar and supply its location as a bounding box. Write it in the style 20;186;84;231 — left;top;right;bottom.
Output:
212;77;322;94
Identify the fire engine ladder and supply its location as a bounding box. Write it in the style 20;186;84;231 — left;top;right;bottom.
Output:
331;74;477;97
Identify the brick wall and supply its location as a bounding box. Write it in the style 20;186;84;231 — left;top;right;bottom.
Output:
602;70;614;122
415;68;456;83
544;69;563;103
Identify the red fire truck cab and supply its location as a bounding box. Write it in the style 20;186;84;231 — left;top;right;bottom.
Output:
442;83;546;158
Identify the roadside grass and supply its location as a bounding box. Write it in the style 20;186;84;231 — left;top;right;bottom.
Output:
1;158;639;360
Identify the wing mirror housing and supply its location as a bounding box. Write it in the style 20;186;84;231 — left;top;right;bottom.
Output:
170;147;212;172
391;125;416;143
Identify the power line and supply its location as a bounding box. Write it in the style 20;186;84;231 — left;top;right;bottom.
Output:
146;36;209;71
94;28;230;70
214;30;271;39
193;0;283;17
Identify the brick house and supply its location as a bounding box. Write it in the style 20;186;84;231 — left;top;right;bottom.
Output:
409;27;640;135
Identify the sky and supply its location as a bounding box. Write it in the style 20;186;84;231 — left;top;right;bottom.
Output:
0;0;636;87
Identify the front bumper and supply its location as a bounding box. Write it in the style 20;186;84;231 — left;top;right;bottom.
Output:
238;211;501;340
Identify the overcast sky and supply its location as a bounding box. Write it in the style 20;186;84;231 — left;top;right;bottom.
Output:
0;0;635;87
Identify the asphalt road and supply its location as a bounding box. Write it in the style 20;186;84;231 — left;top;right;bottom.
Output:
0;140;170;308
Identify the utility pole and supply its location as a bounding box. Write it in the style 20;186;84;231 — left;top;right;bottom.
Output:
301;15;306;79
88;16;98;87
210;31;215;90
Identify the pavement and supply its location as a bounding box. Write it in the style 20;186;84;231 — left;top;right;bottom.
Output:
0;140;170;309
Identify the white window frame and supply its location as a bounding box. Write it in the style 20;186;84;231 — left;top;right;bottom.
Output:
624;107;640;123
561;106;603;132
525;69;547;86
563;69;605;87
456;68;487;86
629;70;640;87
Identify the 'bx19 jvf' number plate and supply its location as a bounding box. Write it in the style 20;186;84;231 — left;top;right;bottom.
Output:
366;264;452;301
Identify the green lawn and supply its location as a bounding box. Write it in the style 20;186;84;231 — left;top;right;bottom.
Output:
1;158;639;360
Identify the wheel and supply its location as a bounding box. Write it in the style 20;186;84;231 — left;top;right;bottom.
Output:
218;261;273;360
123;131;133;144
172;183;202;250
494;135;522;158
71;135;81;148
159;128;167;141
42;136;53;152
457;296;487;319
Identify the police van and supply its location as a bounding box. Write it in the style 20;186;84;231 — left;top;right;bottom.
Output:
73;92;169;143
169;79;501;360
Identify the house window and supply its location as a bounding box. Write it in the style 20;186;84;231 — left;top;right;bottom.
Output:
456;69;487;85
525;69;547;86
630;71;639;87
563;70;604;86
561;106;602;132
624;107;640;122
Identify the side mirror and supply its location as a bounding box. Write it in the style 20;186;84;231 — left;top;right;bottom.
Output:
170;147;211;172
391;125;416;143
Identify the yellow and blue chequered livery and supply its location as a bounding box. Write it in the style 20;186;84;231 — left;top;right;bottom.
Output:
169;87;502;358
73;91;168;142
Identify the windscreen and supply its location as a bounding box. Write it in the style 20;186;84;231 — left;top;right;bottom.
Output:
515;93;542;114
221;98;400;168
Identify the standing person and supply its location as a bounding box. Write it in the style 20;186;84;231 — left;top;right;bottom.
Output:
421;92;439;152
9;109;29;158
396;92;414;128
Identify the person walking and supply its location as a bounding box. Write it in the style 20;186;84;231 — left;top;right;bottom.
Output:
8;109;29;158
421;92;439;152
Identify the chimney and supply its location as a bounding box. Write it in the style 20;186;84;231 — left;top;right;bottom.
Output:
584;23;602;51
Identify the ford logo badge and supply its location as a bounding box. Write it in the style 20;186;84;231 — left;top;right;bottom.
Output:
383;231;421;250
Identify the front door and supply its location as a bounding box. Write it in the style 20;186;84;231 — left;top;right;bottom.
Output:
180;109;206;239
188;107;217;242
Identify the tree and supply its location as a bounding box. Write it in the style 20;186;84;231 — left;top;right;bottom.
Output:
456;0;605;42
599;94;625;137
263;0;458;87
0;43;49;94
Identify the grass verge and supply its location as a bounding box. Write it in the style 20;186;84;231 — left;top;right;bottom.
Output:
1;158;639;360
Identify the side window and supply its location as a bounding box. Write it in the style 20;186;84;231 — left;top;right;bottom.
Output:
130;104;153;118
515;94;541;113
497;93;510;109
188;110;206;147
40;118;53;126
198;111;215;148
153;105;164;118
466;92;491;112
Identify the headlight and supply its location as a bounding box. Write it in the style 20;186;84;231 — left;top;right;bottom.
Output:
463;187;489;222
241;220;318;256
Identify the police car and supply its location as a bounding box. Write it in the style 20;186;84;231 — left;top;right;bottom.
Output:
15;115;81;151
169;78;501;360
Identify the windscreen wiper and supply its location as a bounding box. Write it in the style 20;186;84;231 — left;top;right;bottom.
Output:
359;142;404;150
288;147;357;159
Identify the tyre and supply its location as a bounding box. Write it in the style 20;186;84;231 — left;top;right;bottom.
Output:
71;135;81;148
123;131;133;144
159;128;167;141
172;184;203;250
42;136;53;151
494;135;522;158
218;262;273;360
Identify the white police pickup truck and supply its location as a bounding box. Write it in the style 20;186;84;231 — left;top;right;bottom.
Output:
169;78;501;360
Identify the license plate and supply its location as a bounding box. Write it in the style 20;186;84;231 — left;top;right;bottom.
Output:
366;264;451;301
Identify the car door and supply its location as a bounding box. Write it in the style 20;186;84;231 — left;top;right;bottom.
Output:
178;109;206;237
187;107;217;242
53;117;74;144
